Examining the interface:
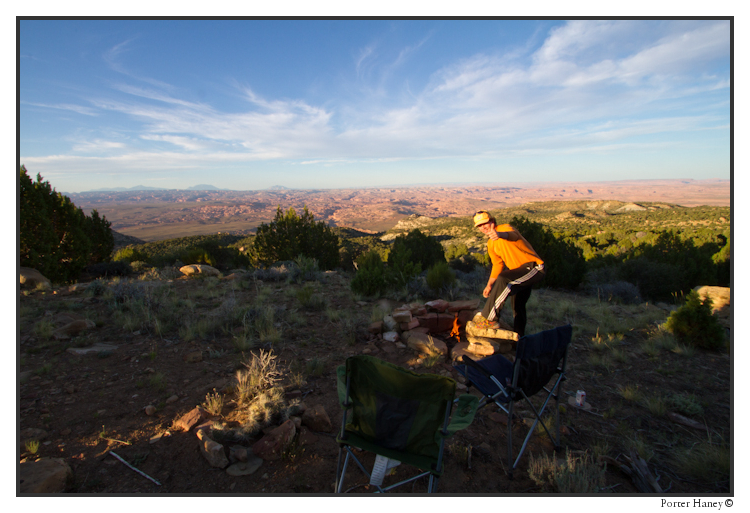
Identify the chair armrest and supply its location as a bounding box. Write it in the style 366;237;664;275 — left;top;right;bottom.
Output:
445;394;479;436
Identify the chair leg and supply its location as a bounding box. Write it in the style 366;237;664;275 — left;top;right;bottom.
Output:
507;400;514;478
335;448;351;493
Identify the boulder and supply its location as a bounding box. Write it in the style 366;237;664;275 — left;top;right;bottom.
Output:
53;320;95;340
179;264;220;277
465;320;518;341
383;315;398;332
175;406;208;432
19;458;72;493
66;343;118;356
399;318;420;331
20;267;51;290
693;286;730;319
466;334;516;354
197;430;229;468
417;313;455;332
301;404;332;432
425;299;449;313
391;309;413;323
252;420;297;460
383;331;400;343
404;331;448;356
368;321;383;334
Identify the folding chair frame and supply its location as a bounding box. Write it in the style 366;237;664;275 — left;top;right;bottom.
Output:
334;356;477;494
457;325;571;479
335;373;451;493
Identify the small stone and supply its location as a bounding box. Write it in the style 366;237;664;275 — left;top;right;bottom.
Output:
184;351;203;363
226;457;263;476
199;437;229;468
166;395;179;404
175;406;208;432
383;331;400;343
144;405;157;416
302;404;332;432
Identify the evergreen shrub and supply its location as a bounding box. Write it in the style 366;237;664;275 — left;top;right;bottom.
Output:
665;290;726;350
350;250;387;297
388;229;445;271
508;216;586;289
253;206;340;269
426;261;456;292
20;166;114;283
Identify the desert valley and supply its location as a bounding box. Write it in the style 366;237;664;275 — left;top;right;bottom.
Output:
65;178;730;242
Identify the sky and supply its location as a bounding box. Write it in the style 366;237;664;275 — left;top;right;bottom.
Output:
19;18;731;193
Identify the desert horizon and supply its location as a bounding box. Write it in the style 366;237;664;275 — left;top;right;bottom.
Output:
67;178;730;242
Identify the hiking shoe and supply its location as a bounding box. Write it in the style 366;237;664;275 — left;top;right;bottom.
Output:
473;315;499;330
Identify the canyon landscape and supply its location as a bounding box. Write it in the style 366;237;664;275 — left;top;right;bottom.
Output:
66;178;730;242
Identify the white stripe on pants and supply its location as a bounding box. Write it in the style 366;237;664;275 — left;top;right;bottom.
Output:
486;264;544;322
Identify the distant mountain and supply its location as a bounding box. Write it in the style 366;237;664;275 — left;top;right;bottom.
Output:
186;184;223;190
267;185;290;190
86;185;168;192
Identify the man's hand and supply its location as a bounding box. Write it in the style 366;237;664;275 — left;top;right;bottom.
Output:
483;284;493;298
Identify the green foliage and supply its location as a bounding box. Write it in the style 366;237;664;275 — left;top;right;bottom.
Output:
113;247;150;263
385;244;422;289
665;290;726;350
20;166;114;283
508;216;586;289
252;206;340;269
388;229;445;271
426;261;456;292
351;250;388;297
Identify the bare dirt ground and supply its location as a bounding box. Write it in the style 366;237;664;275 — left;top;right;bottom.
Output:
18;271;731;495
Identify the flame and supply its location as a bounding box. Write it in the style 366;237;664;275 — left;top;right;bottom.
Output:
450;315;460;339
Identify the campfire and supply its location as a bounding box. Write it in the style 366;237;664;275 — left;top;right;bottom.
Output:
450;315;460;341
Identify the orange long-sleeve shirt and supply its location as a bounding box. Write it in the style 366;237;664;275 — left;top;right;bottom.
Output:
487;224;544;280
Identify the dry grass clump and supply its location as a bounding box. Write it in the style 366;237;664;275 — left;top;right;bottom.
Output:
528;449;606;493
672;439;730;486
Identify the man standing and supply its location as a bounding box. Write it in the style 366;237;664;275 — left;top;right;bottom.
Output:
473;211;545;337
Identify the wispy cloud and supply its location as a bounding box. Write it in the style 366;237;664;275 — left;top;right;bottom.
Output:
22;101;99;116
21;20;729;189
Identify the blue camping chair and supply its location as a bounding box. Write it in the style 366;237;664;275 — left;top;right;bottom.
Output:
455;325;572;478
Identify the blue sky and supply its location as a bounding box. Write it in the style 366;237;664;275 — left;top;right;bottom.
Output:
19;19;731;193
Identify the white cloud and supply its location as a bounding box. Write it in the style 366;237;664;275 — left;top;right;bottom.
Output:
21;20;729;188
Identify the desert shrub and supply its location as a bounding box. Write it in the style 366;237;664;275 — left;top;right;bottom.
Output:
588;281;642;304
20;166;114;283
426;261;456;293
508;216;586;289
445;243;469;260
252;206;340;269
85;261;132;278
528;450;606;493
295;283;327;311
388;229;445;271
385;245;422;289
351;250;388;297
113;247;150;263
287;254;321;283
253;263;291;281
86;279;108;297
665;290;726;350
448;253;482;273
619;257;683;301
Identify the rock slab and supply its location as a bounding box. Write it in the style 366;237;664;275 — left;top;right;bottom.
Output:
19;458;72;493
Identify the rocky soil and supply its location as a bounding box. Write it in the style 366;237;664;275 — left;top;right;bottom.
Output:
18;270;731;495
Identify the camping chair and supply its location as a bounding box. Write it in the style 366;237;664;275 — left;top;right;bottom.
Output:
454;325;572;479
335;355;479;493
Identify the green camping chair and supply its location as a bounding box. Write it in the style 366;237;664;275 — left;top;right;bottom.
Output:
335;355;479;493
